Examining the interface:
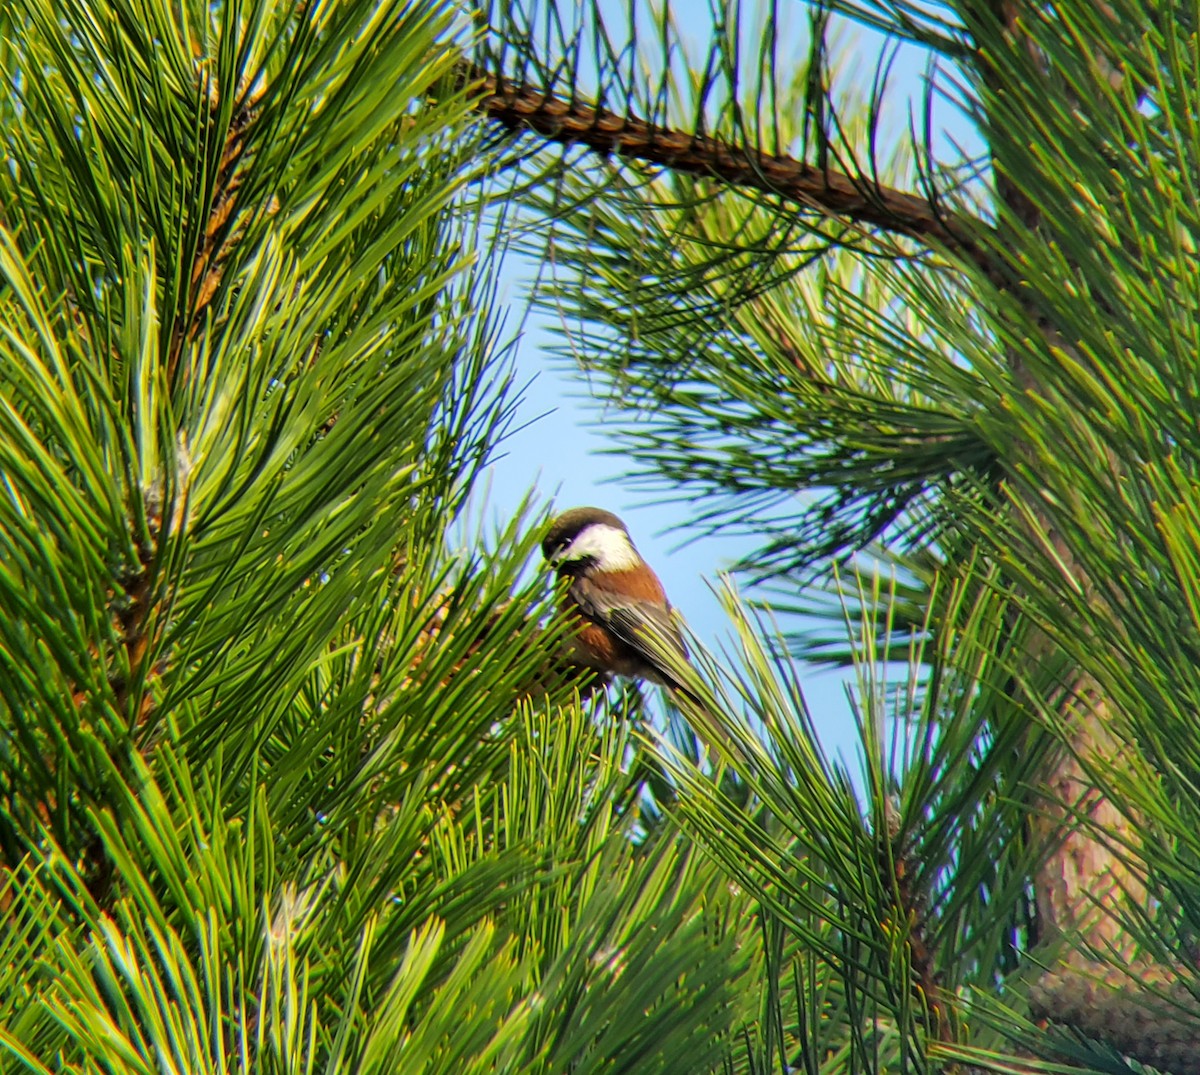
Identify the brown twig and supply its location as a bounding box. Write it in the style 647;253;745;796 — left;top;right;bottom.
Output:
882;802;954;1046
467;64;997;282
167;84;266;384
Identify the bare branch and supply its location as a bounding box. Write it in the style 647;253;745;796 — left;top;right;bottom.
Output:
468;65;997;280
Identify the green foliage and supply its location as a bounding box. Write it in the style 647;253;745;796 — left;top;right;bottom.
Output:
475;0;1200;1069
0;0;763;1070
0;707;759;1073
479;0;996;577
641;573;1050;1070
8;0;1200;1070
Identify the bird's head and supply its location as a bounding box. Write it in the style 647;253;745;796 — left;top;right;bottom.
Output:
542;506;643;574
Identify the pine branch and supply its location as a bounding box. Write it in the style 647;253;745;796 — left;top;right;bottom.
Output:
169;81;270;385
468;64;997;281
884;801;956;1046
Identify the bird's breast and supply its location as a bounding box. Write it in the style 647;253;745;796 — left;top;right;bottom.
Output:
571;620;655;680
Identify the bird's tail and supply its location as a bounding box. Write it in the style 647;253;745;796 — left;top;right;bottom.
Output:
630;616;740;763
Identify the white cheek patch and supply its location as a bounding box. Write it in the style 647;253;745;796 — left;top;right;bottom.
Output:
560;524;642;570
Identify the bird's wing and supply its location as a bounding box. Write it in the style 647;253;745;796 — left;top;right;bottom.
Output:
569;575;690;679
571;577;724;750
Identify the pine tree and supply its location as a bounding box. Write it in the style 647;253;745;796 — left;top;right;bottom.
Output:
0;1;760;1070
8;0;1200;1071
473;0;1200;1070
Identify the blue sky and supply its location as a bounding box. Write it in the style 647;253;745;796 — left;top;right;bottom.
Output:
471;5;975;766
477;291;863;760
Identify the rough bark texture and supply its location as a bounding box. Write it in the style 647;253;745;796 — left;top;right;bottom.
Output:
1020;622;1200;1063
1032;703;1135;952
1029;948;1200;1073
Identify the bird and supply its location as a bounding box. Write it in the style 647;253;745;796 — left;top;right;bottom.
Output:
541;506;695;696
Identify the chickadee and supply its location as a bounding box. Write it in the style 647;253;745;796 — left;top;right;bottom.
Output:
542;506;694;696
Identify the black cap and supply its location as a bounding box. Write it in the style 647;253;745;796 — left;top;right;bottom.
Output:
542;506;629;560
